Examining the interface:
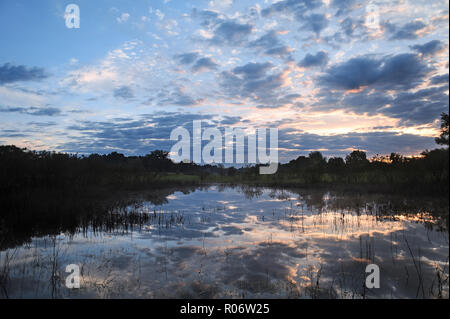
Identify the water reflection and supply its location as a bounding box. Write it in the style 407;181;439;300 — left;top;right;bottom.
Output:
0;186;448;299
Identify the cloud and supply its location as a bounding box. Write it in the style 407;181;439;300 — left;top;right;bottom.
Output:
232;62;273;79
191;57;219;73
261;1;327;36
340;17;355;36
261;0;323;19
314;51;446;125
430;73;449;85
159;87;204;106
220;62;298;109
193;9;223;28
314;84;448;125
174;52;218;73
221;65;286;99
174;52;200;65
114;86;134;99
319;53;432;90
265;46;293;58
410;40;445;56
298;51;329;68
301;14;329;36
0;106;61;116
248;30;293;58
220;116;242;125
27;121;58;127
383;20;428;40
0;63;48;85
211;21;254;46
249;31;280;50
331;0;358;16
117;13;130;23
62;112;222;155
381;85;449;124
155;9;165;21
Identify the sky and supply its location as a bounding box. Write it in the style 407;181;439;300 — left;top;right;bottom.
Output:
0;0;448;163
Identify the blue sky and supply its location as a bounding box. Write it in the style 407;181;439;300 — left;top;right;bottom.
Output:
0;0;448;162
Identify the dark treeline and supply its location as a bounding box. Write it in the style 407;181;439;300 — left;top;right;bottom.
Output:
1;142;448;194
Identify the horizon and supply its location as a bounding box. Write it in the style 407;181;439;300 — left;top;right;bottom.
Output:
0;142;436;166
0;0;449;163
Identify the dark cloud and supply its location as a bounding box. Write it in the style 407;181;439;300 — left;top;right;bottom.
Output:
261;1;327;36
264;46;293;58
298;51;329;68
261;0;323;19
249;30;280;49
193;9;223;28
27;121;58;127
191;57;218;73
248;31;293;59
430;73;449;85
0;106;61;116
220;62;299;109
340;17;355;36
211;21;254;46
331;0;358;16
0;63;48;85
232;62;272;79
62;112;228;155
174;52;200;65
314;84;448;125
159;87;204;106
220;116;242;125
410;40;445;56
302;14;329;36
383;20;428;40
221;63;281;98
256;93;302;109
314;50;445;125
381;86;449;124
319;53;432;90
114;86;134;99
174;53;219;73
0;129;29;138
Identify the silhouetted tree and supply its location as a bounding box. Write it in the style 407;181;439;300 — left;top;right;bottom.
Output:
390;153;404;165
435;112;449;146
345;150;368;169
328;157;345;170
144;150;172;171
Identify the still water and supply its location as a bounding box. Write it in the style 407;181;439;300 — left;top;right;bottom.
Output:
1;186;448;299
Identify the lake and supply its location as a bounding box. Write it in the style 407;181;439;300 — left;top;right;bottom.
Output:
0;185;448;299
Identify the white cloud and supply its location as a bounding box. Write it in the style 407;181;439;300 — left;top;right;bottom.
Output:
155;9;165;21
117;13;130;23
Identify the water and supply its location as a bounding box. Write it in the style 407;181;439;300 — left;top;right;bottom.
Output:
0;186;448;299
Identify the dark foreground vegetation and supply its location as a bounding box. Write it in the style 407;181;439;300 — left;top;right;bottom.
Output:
0;113;448;249
1;143;447;195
